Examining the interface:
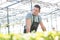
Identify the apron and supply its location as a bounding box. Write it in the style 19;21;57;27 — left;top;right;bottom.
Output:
30;15;39;32
24;15;39;33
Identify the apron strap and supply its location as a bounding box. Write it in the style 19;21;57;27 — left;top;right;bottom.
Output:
32;14;39;23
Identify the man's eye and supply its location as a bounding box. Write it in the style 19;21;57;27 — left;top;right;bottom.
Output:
35;10;38;11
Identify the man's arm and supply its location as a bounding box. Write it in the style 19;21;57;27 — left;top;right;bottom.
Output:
39;21;46;31
26;19;31;33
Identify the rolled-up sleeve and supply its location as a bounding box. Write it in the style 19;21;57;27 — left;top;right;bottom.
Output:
39;16;42;23
26;13;32;19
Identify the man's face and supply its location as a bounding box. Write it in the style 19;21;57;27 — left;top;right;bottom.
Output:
32;7;40;15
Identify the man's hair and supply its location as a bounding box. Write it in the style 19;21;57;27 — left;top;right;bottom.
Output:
34;5;41;11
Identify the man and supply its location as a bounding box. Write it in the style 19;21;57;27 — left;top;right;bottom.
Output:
24;5;46;33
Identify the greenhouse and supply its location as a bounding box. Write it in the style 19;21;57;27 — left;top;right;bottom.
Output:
0;0;60;40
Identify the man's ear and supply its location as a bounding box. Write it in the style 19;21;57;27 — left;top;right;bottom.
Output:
38;10;40;13
39;10;40;12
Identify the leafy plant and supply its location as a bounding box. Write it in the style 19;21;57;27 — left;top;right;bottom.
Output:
0;31;60;40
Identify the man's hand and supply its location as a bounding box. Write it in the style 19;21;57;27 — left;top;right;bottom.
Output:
40;21;46;31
